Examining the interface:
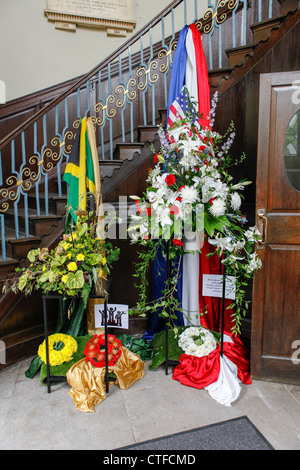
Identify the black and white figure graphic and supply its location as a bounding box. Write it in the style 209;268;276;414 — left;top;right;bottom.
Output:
94;304;129;329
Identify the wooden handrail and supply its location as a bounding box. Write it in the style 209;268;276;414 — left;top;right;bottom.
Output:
0;0;184;150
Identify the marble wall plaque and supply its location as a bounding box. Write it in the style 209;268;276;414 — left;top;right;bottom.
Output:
45;0;136;35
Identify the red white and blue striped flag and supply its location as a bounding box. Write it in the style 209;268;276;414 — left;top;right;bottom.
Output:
167;87;190;128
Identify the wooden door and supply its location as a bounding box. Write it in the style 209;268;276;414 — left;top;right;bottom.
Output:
251;71;300;385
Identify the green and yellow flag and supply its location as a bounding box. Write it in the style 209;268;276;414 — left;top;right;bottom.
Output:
63;117;100;228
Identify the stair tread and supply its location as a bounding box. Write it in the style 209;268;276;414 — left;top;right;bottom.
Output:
28;193;67;200
6;208;62;219
209;66;234;74
225;43;255;54
250;14;283;29
0;257;19;265
3;226;40;242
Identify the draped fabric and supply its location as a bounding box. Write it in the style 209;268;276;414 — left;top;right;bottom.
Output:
142;26;190;341
142;24;251;405
172;334;251;406
67;346;145;412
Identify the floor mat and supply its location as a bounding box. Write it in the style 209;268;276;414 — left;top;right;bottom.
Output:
118;416;274;450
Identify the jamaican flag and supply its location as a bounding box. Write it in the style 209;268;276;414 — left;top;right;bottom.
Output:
63;117;101;228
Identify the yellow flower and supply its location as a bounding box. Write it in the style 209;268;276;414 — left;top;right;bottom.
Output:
101;257;107;265
42;265;47;272
98;268;107;279
67;262;77;272
38;334;78;367
61;242;71;250
76;253;85;261
67;253;72;259
61;274;68;284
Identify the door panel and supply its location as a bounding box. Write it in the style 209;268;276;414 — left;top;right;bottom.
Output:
251;71;300;384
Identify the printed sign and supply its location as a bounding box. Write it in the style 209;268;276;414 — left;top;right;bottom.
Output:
94;303;129;329
202;274;236;300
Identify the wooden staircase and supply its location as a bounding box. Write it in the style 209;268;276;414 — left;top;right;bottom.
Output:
0;0;299;368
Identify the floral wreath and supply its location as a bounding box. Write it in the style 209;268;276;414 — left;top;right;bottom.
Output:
178;327;218;358
38;333;78;367
84;334;122;368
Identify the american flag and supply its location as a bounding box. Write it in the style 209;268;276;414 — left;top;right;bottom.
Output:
167;87;189;128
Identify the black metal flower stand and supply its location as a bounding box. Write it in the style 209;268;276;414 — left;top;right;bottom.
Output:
42;293;108;393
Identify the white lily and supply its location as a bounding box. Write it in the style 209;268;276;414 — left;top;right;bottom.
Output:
208;234;233;252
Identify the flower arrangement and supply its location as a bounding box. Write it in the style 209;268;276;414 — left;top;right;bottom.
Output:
178;326;218;358
38;333;78;367
3;208;120;308
128;89;262;335
84;334;122;367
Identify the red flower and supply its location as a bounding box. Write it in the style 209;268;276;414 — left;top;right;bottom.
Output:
173;239;183;247
84;334;122;368
146;207;152;216
178;185;185;192
165;174;176;186
169;205;179;215
153;154;159;163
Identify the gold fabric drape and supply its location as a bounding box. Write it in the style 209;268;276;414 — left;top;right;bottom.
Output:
86;297;105;336
66;347;145;412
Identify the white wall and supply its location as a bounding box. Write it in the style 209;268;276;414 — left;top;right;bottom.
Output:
0;0;207;102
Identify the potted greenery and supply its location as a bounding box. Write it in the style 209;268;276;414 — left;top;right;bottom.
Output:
3;208;120;320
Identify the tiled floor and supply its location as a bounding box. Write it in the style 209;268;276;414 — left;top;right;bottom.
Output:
0;355;299;450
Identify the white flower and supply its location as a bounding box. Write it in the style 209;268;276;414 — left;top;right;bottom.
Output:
178;136;202;158
230;192;242;211
245;252;262;273
178;327;217;358
208;233;233;252
180;186;199;205
244;226;261;242
168;124;191;142
155;205;173;227
209;198;226;217
179;153;199;169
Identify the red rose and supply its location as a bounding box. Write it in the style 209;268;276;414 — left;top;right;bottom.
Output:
146;207;152;216
173;239;183;247
165;174;176;186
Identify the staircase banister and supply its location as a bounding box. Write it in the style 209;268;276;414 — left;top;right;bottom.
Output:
0;0;185;151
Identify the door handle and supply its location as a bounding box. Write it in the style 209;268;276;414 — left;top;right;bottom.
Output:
257;209;267;245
